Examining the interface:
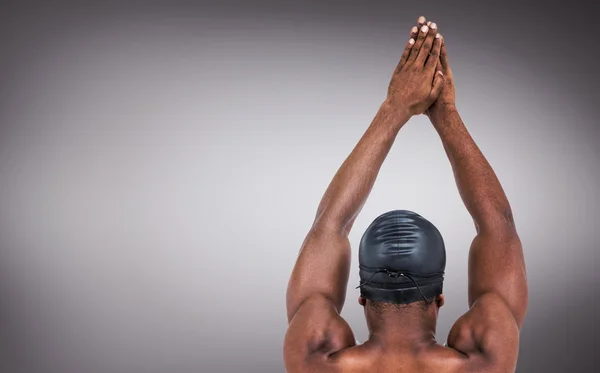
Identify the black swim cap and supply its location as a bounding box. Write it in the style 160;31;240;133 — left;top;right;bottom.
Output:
357;210;446;305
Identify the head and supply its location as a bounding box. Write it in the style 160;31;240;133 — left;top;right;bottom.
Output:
357;210;446;329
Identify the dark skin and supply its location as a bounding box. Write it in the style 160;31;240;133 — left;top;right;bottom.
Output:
284;16;527;373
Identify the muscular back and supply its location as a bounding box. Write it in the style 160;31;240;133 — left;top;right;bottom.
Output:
330;342;466;373
284;292;519;373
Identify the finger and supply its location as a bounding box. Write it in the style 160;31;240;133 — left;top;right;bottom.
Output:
418;16;427;28
397;26;419;69
425;32;442;71
397;37;415;70
429;70;445;102
406;24;429;65
416;22;439;66
440;37;449;70
435;59;443;76
410;25;419;40
431;61;442;86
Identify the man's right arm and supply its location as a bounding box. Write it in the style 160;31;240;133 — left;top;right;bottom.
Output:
432;106;528;327
427;39;528;372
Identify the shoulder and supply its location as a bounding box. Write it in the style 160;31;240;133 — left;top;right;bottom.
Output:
284;294;356;373
447;292;520;372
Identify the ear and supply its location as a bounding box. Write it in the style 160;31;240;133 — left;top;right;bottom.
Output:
437;294;445;308
358;296;366;306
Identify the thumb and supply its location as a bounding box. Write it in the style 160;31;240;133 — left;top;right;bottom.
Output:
428;70;445;102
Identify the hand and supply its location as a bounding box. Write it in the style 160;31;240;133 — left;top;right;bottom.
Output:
387;19;444;118
425;34;457;120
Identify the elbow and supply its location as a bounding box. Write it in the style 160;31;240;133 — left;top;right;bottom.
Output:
474;206;518;237
312;213;352;236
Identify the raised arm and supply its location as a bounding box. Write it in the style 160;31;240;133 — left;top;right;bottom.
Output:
286;22;444;322
284;21;444;372
427;39;528;371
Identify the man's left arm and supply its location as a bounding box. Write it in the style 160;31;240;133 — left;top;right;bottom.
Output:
285;104;409;323
284;18;444;370
283;103;409;371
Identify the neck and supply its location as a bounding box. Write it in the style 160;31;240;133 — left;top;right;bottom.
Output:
366;303;439;348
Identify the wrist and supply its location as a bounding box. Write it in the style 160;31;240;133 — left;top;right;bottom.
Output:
427;103;458;126
380;99;412;128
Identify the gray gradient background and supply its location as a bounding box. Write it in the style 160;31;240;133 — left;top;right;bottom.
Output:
0;0;598;372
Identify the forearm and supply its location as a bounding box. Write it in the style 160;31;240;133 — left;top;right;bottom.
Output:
430;106;514;233
313;101;410;234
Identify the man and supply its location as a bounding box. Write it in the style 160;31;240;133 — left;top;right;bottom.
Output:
284;16;528;373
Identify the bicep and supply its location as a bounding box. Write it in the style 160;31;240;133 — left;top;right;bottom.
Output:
284;294;355;373
286;225;352;322
468;227;528;328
